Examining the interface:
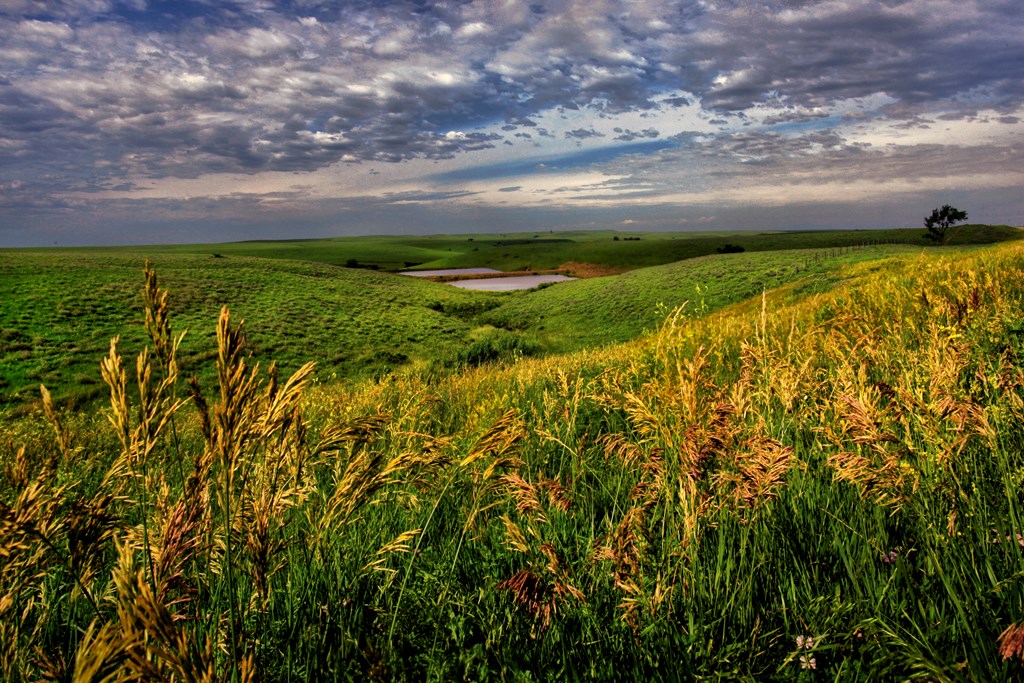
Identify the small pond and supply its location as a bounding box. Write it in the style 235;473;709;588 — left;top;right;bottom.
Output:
448;274;576;291
399;267;502;277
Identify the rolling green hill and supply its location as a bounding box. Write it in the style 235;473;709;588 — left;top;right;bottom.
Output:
0;251;496;407
479;244;918;352
91;223;1022;272
1;225;1019;408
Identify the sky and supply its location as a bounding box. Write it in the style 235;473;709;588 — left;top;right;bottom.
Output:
0;0;1021;247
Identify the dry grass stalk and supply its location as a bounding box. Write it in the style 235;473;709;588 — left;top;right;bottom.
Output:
66;493;120;597
1;479;71;580
998;623;1024;663
598;429;679;626
597;456;686;631
202;307;262;497
2;445;31;495
310;418;452;556
738;316;823;416
614;573;673;633
255;361;315;454
0;482;65;673
824;394;915;509
142;259;185;381
103;337;185;463
599;432;646;469
459;408;526;477
190;309;306;515
240;487;294;609
595;503;652;590
363;528;422;575
95;278;190;616
33;645;69;682
314;444;392;542
501;472;571;524
679;401;739;485
498;467;584;633
497;557;584;632
40;384;74;465
819;299;993;513
72;541;255;683
712;435;795;512
148;493;206;616
599;339;749;497
0;475;117;678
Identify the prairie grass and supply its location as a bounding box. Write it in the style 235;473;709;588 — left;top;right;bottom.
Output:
2;242;1024;679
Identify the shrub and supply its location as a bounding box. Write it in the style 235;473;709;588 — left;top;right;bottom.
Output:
455;332;541;367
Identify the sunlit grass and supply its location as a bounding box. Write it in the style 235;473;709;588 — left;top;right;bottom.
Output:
2;240;1024;679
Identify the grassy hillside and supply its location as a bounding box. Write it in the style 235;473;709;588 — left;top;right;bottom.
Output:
2;240;1024;679
431;224;1020;272
480;243;917;352
92;223;1022;272
3;225;1018;408
0;241;925;409
0;251;498;407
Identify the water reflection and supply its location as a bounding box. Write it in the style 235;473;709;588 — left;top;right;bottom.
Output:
447;275;576;291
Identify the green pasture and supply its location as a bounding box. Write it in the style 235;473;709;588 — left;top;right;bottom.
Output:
0;252;495;408
95;223;1021;272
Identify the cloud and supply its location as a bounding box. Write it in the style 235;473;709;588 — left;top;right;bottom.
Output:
381;189;481;204
6;1;1018;179
453;21;489;40
565;128;606;141
0;0;114;19
205;27;299;59
613;127;660;142
678;0;1024;113
0;0;1021;245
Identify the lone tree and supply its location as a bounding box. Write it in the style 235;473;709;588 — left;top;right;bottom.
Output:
924;204;968;242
